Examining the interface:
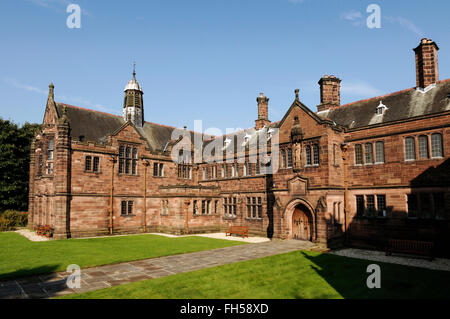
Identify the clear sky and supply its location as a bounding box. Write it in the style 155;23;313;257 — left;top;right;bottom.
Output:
0;0;448;133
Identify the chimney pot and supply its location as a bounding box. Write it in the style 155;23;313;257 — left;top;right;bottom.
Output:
255;92;270;130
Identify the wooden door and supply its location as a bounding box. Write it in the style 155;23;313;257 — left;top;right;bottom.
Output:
292;207;311;241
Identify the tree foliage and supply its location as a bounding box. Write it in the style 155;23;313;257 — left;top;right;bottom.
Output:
0;119;41;212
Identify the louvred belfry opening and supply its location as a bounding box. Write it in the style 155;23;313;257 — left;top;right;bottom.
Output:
123;64;144;127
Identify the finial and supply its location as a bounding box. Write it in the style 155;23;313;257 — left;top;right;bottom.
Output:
295;89;299;100
133;61;136;79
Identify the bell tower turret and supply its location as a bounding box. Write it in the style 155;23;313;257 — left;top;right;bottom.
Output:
123;63;144;127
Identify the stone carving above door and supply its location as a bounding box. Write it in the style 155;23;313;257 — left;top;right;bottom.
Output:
287;176;308;196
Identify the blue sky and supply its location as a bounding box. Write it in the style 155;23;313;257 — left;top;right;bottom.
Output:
0;0;449;132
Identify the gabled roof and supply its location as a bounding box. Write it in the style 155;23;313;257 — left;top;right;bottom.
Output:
320;79;450;130
278;98;335;128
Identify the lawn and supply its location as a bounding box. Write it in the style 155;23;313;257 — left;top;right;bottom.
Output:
0;232;244;280
61;250;450;299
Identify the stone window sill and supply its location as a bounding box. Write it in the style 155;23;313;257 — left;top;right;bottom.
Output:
355;215;386;219
120;214;136;218
85;170;102;174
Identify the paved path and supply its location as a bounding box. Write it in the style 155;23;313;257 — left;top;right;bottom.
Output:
330;248;450;272
0;240;318;299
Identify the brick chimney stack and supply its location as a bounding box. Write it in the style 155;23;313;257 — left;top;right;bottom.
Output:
414;38;439;89
255;93;271;130
317;75;341;112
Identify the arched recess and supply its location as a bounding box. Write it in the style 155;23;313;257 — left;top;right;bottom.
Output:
284;198;316;241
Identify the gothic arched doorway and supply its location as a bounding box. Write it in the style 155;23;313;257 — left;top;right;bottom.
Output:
292;205;312;241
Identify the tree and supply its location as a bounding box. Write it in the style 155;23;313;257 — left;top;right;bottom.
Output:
0;119;41;212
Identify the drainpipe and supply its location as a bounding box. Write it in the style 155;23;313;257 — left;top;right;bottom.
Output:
109;155;117;235
142;160;150;233
341;143;349;244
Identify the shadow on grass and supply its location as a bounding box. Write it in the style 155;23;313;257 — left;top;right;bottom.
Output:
0;265;69;299
0;264;61;281
300;251;450;299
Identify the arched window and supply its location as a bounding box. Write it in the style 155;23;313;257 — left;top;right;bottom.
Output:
431;133;443;158
418;135;429;159
405;137;416;160
313;144;320;165
306;145;312;166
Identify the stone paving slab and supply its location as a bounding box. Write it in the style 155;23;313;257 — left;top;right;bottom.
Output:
0;239;316;299
330;248;450;272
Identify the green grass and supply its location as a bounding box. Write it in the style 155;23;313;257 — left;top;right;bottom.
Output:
0;232;244;280
60;250;450;299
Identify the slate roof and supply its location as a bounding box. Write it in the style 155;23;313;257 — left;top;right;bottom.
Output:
55;103;212;152
55;79;450;152
319;79;450;129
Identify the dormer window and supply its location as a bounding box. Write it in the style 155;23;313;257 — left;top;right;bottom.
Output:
376;101;387;115
224;138;231;149
267;128;275;141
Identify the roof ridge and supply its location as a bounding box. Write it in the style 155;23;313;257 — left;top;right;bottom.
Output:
57;102;215;137
56;103;122;118
339;87;415;109
204;121;281;142
336;78;450;110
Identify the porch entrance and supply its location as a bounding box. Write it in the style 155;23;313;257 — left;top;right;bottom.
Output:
292;206;312;241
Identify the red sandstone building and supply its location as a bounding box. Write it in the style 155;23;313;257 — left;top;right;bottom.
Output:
29;39;450;255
